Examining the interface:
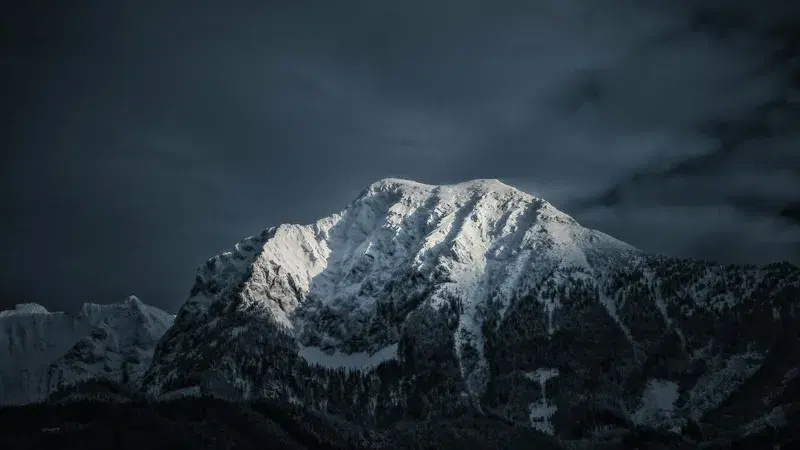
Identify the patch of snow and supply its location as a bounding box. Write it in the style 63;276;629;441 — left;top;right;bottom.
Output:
299;343;398;371
688;352;764;419
524;368;560;386
526;367;560;435
632;379;681;431
598;292;633;343
544;211;590;269
529;402;558;435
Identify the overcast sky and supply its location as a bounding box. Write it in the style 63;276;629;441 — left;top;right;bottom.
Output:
2;0;799;313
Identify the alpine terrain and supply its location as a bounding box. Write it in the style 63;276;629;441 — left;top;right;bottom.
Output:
126;178;799;446
0;295;174;405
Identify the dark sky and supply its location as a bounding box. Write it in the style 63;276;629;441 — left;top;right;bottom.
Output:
2;0;799;313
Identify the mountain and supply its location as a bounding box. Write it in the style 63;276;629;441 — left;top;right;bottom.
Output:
0;296;174;404
128;177;796;443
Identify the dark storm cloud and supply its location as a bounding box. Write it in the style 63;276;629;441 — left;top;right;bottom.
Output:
574;0;800;263
2;0;798;312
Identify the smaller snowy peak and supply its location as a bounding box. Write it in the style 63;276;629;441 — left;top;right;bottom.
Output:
0;303;50;317
84;296;174;337
0;296;174;405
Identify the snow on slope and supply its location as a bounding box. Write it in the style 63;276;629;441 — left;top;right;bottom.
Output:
0;303;50;317
0;296;173;404
688;351;765;419
526;368;560;435
299;343;399;371
247;178;632;318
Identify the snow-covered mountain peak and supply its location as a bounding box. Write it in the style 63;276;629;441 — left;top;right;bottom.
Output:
147;178;640;401
0;297;173;405
236;178;622;329
0;303;50;317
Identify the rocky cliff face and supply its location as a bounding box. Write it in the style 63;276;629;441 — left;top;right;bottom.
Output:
0;296;174;404
140;178;800;441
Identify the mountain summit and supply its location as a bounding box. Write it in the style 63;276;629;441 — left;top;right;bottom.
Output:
141;178;799;440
